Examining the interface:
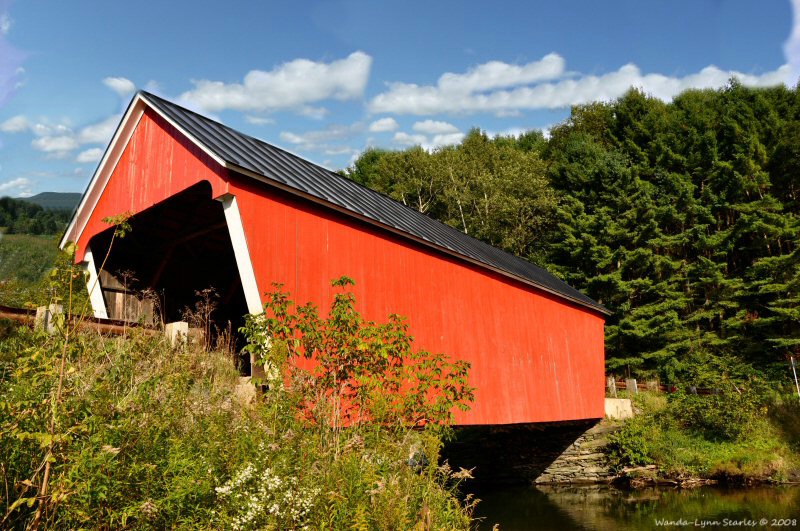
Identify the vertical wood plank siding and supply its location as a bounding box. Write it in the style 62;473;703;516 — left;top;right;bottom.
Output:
74;110;605;426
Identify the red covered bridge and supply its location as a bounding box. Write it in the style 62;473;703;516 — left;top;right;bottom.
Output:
61;92;608;427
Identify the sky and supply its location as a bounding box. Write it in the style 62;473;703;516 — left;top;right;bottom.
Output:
0;0;796;197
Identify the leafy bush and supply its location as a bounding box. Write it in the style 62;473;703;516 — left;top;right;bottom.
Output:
242;277;474;429
606;385;797;480
1;277;475;529
666;386;764;442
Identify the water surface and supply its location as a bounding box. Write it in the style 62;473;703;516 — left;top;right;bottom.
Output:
475;485;800;530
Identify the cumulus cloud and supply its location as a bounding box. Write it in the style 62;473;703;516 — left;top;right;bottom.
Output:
370;54;791;116
76;147;104;163
31;135;79;155
77;114;120;144
429;132;465;147
179;51;373;114
412;120;459;134
279;122;363;156
438;53;565;93
391;121;465;151
103;76;136;97
0;114;29;132
392;131;427;147
368;117;399;133
0;177;32;195
22;113;120;157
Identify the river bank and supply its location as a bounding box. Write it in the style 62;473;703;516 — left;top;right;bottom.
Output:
602;389;800;488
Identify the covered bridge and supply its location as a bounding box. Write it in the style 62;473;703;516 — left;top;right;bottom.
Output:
61;91;608;426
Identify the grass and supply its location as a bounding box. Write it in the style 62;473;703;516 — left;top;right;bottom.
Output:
0;320;474;529
0;234;60;284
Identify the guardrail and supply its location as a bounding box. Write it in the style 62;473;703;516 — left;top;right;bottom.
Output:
606;377;722;396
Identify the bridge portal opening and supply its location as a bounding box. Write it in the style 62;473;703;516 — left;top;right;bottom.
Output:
86;181;251;372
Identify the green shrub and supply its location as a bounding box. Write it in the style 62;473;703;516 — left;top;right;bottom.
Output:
666;385;764;442
1;277;475;529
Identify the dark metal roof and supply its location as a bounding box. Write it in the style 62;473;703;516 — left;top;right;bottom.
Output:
140;91;608;315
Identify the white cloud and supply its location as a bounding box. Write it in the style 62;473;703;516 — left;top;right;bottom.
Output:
0;114;29;133
0;177;32;195
27;114;119;157
76;147;104;163
279;123;364;157
368;117;399;133
486;127;528;138
429;132;465;147
31;135;79;155
392;129;464;151
392;132;427;147
103;76;136;97
244;115;275;126
370;54;791;116
412;119;459;135
31;122;71;137
77;114;120;144
323;146;358;156
179;51;373;114
0;13;11;35
438;53;565;93
785;0;800;85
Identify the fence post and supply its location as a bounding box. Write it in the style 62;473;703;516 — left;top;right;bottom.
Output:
607;376;617;397
625;378;638;395
34;304;63;334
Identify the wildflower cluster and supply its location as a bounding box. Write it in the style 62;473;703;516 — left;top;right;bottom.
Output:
214;456;319;530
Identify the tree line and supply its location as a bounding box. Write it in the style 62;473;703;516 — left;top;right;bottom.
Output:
0;196;72;235
344;81;800;383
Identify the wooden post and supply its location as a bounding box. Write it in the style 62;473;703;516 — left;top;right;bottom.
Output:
625;378;638;395
606;376;617;397
34;304;63;334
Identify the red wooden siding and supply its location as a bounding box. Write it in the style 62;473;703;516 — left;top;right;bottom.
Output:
74;111;605;426
230;176;606;425
74;109;229;262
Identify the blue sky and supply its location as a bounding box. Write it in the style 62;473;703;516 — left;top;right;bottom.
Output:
0;0;795;197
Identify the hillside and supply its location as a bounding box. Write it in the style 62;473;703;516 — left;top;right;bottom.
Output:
0;196;72;235
20;192;81;211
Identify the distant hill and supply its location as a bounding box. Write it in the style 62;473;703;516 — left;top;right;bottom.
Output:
21;192;81;211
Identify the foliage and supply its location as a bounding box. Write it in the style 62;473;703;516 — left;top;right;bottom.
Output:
242;277;474;431
0;235;89;312
345;129;558;262
666;386;765;442
606;388;798;480
0;196;71;235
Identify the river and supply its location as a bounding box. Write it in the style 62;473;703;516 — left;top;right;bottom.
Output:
474;485;800;530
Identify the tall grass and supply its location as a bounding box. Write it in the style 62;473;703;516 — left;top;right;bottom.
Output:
0;321;473;529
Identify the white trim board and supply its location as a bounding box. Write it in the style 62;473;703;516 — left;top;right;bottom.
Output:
217;194;263;315
83;246;109;319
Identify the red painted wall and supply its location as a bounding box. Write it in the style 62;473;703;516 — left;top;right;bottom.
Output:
230;176;606;425
74;110;229;262
75;109;606;426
